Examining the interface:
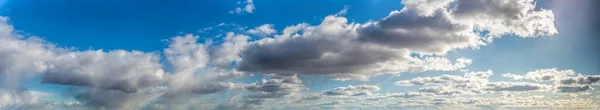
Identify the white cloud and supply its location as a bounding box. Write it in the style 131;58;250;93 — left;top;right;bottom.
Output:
164;34;209;72
336;5;350;15
504;68;600;93
210;32;249;68
0;0;584;109
0;17;167;93
247;24;276;36
397;70;553;96
524;68;575;82
230;0;255;14
502;73;525;80
396;70;490;86
0;90;52;109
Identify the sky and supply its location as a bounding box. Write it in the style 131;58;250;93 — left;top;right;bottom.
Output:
0;0;599;109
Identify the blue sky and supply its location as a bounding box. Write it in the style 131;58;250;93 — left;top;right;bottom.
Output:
0;0;599;109
1;0;402;51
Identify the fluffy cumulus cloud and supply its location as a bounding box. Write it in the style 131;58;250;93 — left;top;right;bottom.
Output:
238;0;556;80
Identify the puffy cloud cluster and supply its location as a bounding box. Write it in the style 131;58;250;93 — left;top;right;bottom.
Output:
503;68;576;82
502;68;600;93
239;0;556;80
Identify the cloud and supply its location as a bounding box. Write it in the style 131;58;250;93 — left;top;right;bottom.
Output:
215;74;308;109
160;34;251;108
482;82;549;92
450;0;558;38
0;17;168;93
418;86;470;95
164;34;209;72
238;0;555;80
558;75;600;85
503;68;600;92
190;82;238;94
395;70;491;86
74;87;167;109
247;24;277;37
515;68;576;82
323;85;380;96
336;5;350;16
397;70;552;95
41;50;167;93
245;74;306;94
0;90;52;109
230;0;255;14
210;32;249;68
555;85;592;93
501;73;525;80
0;0;584;109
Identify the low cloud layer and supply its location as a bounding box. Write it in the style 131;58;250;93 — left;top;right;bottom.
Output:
502;68;600;93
